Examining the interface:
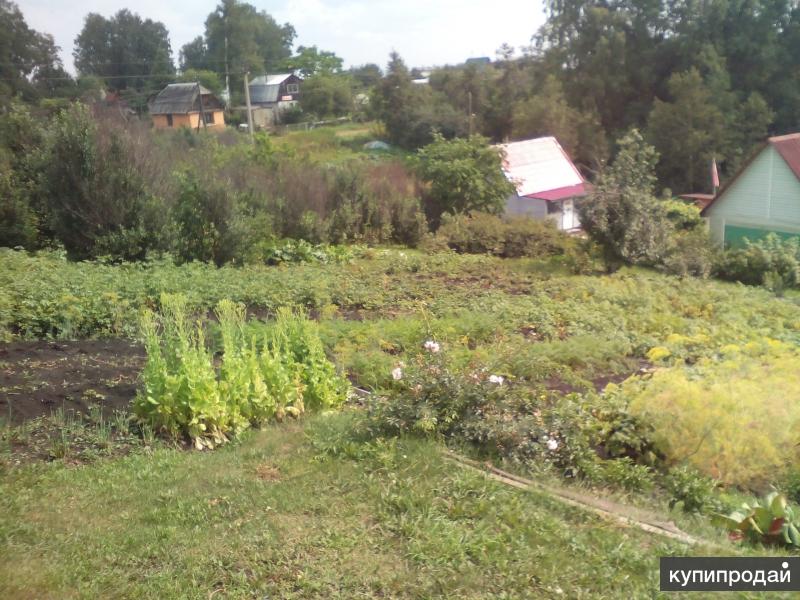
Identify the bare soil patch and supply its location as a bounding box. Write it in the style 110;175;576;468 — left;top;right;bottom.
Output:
0;339;145;424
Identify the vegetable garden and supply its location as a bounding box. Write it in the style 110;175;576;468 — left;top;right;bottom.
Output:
3;246;800;596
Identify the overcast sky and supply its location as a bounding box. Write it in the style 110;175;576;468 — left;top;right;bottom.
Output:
17;0;546;73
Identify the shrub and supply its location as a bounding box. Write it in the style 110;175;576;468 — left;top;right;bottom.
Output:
625;343;800;489
39;104;165;261
718;492;800;548
415;133;515;220
662;228;715;278
663;465;720;514
433;212;572;258
714;234;800;291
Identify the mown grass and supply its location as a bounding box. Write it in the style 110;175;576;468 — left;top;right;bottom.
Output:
2;412;787;600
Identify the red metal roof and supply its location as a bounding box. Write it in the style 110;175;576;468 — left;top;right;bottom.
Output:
770;133;800;181
678;193;714;209
526;183;588;202
701;132;800;216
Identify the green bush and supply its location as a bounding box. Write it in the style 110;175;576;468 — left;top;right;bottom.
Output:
432;212;572;258
715;233;800;291
663;465;720;514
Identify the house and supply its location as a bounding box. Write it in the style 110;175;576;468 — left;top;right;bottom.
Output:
149;83;225;129
247;73;302;125
702;133;800;246
495;137;589;231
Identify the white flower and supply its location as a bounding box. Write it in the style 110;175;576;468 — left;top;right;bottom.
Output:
488;374;504;385
391;367;403;381
547;438;559;451
423;340;441;353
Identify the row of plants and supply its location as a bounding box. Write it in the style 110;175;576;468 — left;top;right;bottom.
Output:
134;294;348;448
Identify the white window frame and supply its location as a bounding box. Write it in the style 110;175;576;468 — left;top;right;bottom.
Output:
286;83;299;94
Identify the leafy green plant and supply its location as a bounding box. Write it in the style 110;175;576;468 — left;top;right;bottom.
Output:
717;492;800;547
663;465;719;513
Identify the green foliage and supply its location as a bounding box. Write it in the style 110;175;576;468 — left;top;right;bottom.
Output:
180;0;295;103
718;492;800;548
300;73;353;118
626;342;800;489
0;0;66;104
715;234;800;291
415;134;514;219
39;104;163;261
431;211;572;258
663;465;720;514
177;69;223;96
579;129;674;269
135;295;347;447
282;45;343;78
73;9;174;98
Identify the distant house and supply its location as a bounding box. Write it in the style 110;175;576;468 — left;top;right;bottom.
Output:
678;193;714;210
702;133;800;246
247;73;302;126
495;137;589;231
149;83;225;129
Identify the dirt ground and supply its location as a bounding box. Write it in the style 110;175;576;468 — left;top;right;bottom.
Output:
0;340;145;424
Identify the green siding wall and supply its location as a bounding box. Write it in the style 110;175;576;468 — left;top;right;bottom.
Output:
706;146;800;246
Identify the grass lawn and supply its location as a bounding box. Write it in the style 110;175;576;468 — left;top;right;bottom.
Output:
0;413;721;599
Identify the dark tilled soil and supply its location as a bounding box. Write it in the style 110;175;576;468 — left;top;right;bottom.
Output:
0;340;145;424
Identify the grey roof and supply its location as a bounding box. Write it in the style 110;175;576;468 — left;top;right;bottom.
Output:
248;73;295;104
149;83;211;115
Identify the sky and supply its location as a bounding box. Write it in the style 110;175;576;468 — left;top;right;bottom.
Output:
17;0;546;73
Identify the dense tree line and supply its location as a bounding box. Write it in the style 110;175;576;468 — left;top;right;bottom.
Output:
372;0;800;194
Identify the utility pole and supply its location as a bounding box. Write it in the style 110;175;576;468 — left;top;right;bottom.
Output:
196;82;207;131
468;90;474;136
224;23;230;105
243;71;254;143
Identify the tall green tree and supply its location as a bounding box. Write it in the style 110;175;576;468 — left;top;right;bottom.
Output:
646;68;729;194
579;129;673;269
0;0;66;104
73;9;174;95
282;45;343;78
180;0;295;103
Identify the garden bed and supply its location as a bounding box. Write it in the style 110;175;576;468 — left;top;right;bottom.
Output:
0;339;144;424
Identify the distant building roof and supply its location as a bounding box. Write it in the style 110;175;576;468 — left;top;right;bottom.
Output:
412;78;429;85
495;137;587;201
678;193;714;209
465;57;491;65
701;132;800;215
149;83;214;115
249;73;297;104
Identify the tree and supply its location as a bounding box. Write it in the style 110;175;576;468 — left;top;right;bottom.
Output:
646;68;728;194
282;45;343;78
39;105;162;260
579;129;673;270
512;75;581;152
0;0;66;104
349;63;382;90
300;74;353;118
374;52;467;149
177;69;224;97
181;0;295;103
415;133;515;220
73;10;175;94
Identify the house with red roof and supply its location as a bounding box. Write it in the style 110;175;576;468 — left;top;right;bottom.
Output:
495;136;588;231
702;133;800;247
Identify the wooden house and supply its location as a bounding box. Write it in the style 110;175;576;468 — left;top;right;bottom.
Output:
149;83;225;130
702;133;800;246
495;137;589;232
247;73;302;125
